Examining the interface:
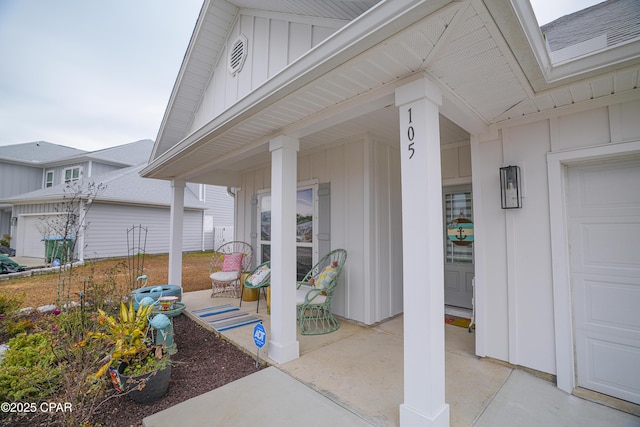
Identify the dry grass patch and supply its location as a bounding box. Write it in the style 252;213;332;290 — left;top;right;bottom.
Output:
0;252;215;308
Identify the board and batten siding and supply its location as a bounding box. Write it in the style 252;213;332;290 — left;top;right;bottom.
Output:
0;162;43;198
441;142;472;184
83;202;203;259
473;98;640;376
191;11;343;132
13;203;62;216
237;134;403;325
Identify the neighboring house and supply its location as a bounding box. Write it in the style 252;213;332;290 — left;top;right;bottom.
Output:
0;139;234;261
140;0;640;425
0;141;86;236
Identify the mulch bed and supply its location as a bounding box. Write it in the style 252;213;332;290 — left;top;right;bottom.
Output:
2;314;266;427
96;314;266;426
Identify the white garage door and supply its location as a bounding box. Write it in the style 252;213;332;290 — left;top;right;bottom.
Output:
19;216;45;258
18;215;67;259
568;157;640;404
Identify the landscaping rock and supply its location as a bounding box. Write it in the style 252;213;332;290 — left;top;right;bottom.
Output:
37;304;57;313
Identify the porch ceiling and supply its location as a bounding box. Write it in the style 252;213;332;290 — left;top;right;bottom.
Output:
144;0;640;186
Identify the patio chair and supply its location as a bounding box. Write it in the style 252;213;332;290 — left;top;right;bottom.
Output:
210;241;253;298
240;261;270;313
296;249;347;335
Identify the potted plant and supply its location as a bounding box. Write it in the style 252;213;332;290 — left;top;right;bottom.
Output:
92;300;171;403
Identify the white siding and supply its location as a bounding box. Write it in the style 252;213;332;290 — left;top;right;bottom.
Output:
13;203;61;216
441;142;472;184
238;134;403;325
191;11;344;132
83;202;203;259
204;185;234;226
201;185;234;250
474;98;640;375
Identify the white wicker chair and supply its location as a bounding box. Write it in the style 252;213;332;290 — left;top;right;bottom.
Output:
209;241;253;298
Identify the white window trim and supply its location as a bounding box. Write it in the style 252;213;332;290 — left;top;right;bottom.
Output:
45;170;54;188
63;166;82;184
257;180;319;265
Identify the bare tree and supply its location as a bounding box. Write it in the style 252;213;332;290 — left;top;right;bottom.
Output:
38;181;106;308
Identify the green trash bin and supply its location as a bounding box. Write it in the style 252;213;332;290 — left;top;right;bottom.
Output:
42;238;73;264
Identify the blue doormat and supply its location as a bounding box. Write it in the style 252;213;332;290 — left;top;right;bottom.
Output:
193;305;261;332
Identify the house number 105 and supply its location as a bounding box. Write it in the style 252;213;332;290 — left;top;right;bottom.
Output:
407;108;415;159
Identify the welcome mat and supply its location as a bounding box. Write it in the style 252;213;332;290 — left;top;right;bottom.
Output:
445;316;473;329
193;305;261;332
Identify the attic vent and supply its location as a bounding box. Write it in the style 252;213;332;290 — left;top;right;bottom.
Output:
228;35;248;76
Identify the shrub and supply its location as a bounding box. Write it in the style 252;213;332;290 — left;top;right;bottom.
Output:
0;292;30;340
0;234;10;247
49;309;112;426
0;332;61;401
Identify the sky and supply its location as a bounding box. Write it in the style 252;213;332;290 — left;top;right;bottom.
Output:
0;0;605;152
0;0;203;151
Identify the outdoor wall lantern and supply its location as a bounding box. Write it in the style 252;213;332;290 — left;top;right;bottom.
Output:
500;165;522;209
10;217;18;226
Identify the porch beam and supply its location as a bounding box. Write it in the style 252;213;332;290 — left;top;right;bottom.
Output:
268;135;301;364
396;76;449;426
168;179;185;286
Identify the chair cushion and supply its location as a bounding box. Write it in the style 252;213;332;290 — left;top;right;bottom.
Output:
211;271;240;282
222;253;244;272
296;286;327;305
248;265;270;286
310;262;338;289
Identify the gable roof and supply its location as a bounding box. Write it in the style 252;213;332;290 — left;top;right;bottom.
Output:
0;141;87;166
152;0;381;160
1;139;154;169
2;163;205;209
143;0;640;186
54;139;154;167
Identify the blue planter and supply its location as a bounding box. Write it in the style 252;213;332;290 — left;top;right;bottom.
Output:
131;285;182;310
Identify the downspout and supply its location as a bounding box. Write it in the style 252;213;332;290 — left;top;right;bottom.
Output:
76;199;86;263
200;184;206;251
201;210;205;251
227;187;237;243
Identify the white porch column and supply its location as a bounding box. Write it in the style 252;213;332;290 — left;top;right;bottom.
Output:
168;179;185;286
268;135;300;364
396;77;449;426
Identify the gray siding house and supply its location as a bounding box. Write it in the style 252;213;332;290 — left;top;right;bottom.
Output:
0;139;234;261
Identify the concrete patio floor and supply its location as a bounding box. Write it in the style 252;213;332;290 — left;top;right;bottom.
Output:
146;289;639;426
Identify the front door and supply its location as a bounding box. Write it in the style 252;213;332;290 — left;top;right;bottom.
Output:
443;185;474;309
568;157;640;404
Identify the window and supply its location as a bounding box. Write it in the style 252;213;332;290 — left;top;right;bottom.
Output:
63;167;81;183
45;170;54;188
444;189;473;264
258;185;317;280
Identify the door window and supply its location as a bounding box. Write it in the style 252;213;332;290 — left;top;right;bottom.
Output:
444;190;473;264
